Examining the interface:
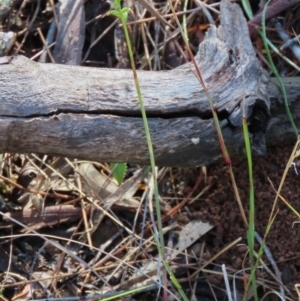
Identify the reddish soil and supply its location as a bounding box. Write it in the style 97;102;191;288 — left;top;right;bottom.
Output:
193;143;300;292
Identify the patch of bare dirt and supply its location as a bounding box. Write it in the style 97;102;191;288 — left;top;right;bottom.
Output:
192;143;300;294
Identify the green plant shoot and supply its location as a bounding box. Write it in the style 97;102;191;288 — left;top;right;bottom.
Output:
110;163;127;185
109;1;190;300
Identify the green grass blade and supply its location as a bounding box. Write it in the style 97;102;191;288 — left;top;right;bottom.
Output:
261;0;298;137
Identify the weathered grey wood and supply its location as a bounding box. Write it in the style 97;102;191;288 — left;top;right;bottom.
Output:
0;0;299;166
266;76;300;145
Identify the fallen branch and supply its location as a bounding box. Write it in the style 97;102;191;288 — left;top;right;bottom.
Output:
0;0;299;166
